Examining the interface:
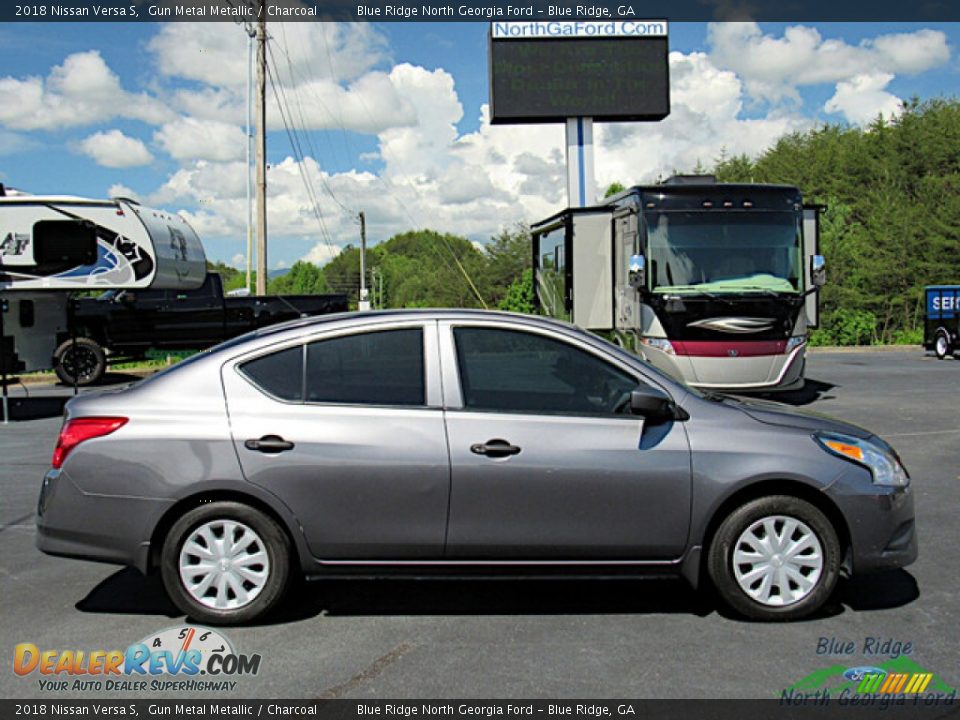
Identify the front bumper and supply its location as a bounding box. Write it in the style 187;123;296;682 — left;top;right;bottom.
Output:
36;469;172;573
824;470;918;575
641;343;806;393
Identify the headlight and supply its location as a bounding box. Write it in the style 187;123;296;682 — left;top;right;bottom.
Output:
639;337;675;355
786;335;806;352
814;432;909;487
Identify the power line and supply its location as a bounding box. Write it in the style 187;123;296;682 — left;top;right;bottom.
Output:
265;42;339;262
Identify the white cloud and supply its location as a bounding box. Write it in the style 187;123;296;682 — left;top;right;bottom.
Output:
707;23;950;104
107;183;140;201
0;130;38;156
302;243;342;266
824;73;903;126
154;117;248;162
0;51;173;131
231;253;246;267
595;52;807;190
138;48;811;257
148;22;388;90
77;130;153;168
109;22;950;272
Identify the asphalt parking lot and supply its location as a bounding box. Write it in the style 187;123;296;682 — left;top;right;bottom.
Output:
1;350;956;699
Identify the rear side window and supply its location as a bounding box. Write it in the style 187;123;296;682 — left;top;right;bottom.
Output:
306;328;424;406
239;345;304;401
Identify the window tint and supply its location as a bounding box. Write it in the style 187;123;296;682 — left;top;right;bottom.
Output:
306;328;424;406
454;327;638;416
239;345;304;401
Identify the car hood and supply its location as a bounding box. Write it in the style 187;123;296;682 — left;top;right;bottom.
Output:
720;396;874;439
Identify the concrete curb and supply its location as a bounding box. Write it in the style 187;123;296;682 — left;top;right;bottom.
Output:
4;367;158;388
807;345;923;354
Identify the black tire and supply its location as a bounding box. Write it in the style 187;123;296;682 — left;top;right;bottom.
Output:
934;329;952;360
53;337;106;386
160;501;291;625
707;495;841;621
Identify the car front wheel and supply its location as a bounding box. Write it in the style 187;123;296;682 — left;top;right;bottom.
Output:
160;501;291;625
707;495;841;621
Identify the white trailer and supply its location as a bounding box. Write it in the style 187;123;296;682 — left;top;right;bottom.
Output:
0;190;207;376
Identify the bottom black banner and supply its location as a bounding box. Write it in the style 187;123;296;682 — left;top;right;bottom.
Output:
2;699;959;720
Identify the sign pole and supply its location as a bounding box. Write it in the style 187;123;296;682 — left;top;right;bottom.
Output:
565;117;596;208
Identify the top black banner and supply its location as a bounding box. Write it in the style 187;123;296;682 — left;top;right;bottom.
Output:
4;0;960;23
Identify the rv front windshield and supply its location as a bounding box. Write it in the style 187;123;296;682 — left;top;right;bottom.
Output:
646;210;802;294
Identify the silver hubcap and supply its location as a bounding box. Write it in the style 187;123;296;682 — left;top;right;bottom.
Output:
937;336;948;356
732;515;823;607
179;520;270;610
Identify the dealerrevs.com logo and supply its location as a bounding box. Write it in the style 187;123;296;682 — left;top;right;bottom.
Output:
14;626;261;692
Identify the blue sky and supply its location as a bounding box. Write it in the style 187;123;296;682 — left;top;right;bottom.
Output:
0;21;957;269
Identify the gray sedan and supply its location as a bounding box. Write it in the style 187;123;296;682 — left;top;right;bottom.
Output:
36;310;916;624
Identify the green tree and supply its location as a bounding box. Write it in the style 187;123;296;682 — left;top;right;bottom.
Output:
604;181;626;198
268;261;330;295
498;268;536;314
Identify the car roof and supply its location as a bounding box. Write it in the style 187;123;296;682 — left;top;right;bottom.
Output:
243;308;580;341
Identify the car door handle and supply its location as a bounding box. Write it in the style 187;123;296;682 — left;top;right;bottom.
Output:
244;435;295;454
470;439;521;458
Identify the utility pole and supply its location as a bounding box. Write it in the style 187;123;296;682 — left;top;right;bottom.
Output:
254;10;267;295
358;211;370;311
244;20;255;294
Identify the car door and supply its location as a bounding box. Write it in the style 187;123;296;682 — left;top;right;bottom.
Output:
440;320;692;560
222;321;450;559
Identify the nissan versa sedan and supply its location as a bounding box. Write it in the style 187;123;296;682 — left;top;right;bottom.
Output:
36;310;917;624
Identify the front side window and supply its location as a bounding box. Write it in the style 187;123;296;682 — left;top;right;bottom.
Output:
306;328;424;406
453;327;637;416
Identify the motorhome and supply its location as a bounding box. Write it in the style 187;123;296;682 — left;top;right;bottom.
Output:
0;187;206;376
531;177;825;392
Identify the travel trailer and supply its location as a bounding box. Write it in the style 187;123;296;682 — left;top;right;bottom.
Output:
0;188;206;375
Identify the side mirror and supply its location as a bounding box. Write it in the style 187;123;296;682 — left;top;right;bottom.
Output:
810;254;826;288
628;254;645;289
630;386;680;421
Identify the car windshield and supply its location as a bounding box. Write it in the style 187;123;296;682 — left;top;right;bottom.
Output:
647;211;802;294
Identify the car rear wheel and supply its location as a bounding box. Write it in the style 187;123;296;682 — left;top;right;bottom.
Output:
53;337;106;386
934;330;952;360
161;502;291;625
707;495;841;621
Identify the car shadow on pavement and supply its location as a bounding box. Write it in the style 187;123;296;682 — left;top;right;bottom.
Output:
275;577;717;622
836;569;920;611
75;568;919;625
751;378;837;407
76;568;180;617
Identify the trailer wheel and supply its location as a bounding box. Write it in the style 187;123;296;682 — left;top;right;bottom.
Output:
934;329;952;360
53;337;107;386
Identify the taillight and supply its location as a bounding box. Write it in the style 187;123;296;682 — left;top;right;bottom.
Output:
52;417;128;469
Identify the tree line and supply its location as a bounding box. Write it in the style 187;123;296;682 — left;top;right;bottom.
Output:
714;98;960;344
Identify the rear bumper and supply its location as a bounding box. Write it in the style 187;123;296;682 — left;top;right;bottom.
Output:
36;469;171;573
824;471;918;575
